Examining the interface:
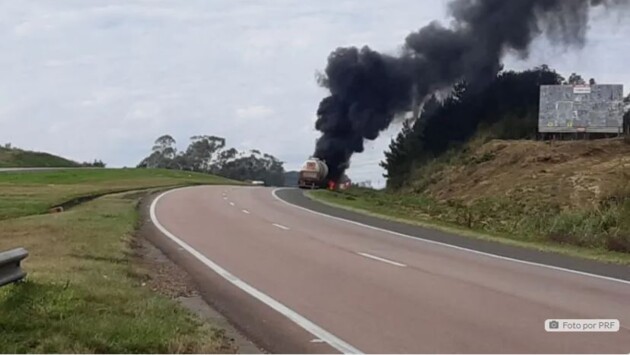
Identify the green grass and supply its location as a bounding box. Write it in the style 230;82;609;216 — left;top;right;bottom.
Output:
309;188;630;265
0;147;79;168
0;168;241;352
0;192;233;353
0;168;238;220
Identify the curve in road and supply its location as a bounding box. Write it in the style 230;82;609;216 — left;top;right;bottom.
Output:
151;185;630;354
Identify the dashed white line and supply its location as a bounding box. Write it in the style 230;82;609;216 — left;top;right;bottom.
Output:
272;223;290;230
242;209;250;214
357;252;407;267
223;196;228;200
229;202;235;206
150;188;361;354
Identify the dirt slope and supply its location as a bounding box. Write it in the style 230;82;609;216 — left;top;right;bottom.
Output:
423;138;630;210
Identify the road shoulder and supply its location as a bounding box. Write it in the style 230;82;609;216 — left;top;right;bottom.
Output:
275;188;630;282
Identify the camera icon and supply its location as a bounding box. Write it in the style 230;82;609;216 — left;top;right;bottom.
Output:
549;320;559;329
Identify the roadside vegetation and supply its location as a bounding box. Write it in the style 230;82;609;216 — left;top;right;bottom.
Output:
0;146;79;168
138;134;286;186
312;67;630;264
0;168;236;220
0;169;239;352
311;138;630;264
310;186;630;265
0;144;105;168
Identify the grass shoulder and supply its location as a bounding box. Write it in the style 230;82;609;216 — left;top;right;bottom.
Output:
307;189;630;265
0;190;235;353
0;168;240;220
0;168;243;352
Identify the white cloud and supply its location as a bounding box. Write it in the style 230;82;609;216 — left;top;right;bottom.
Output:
235;105;275;120
0;0;627;183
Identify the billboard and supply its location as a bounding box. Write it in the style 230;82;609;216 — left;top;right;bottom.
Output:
538;84;624;133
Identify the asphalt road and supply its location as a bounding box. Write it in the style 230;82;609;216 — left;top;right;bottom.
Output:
151;185;630;354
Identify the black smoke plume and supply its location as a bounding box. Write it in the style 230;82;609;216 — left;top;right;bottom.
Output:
313;0;627;181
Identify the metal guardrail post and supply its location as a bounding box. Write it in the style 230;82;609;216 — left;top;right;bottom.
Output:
0;248;28;288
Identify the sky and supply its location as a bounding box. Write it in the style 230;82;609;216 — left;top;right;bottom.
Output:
0;0;628;188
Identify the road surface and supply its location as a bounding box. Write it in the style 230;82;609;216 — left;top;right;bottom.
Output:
150;185;630;354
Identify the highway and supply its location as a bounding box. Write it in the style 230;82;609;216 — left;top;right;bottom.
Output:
150;185;630;354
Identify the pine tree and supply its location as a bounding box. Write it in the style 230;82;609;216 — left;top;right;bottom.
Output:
381;119;418;189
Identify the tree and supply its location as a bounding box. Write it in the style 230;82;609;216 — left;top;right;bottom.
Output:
137;134;286;185
624;94;630;134
82;159;106;167
182;135;226;172
138;135;178;168
589;78;596;85
566;73;586;85
216;150;285;186
152;135;177;159
381;119;417;189
381;66;564;189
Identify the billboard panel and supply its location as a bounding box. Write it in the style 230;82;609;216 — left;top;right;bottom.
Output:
538;84;624;133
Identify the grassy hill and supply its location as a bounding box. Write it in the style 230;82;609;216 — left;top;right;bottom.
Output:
0;146;80;168
0;168;240;352
311;138;630;263
0;168;237;220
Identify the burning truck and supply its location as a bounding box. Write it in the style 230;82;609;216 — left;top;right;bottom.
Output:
298;157;350;190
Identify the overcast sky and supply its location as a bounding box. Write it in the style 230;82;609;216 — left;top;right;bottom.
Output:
1;1;628;187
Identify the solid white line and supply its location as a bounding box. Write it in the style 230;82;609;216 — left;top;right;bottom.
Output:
357;252;407;267
273;223;290;230
229;202;235;206
150;188;362;354
242;209;250;214
271;188;630;286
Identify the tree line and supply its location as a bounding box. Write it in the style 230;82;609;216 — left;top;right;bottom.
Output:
380;65;630;189
137;134;285;186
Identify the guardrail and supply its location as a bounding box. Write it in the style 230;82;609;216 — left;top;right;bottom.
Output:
0;248;28;288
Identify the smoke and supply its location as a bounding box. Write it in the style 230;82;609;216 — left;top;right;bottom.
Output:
313;0;628;181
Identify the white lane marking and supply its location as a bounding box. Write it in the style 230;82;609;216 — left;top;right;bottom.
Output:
242;209;250;214
229;202;235;206
272;223;290;230
223;196;228;200
150;188;362;354
271;188;630;286
357;252;407;268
